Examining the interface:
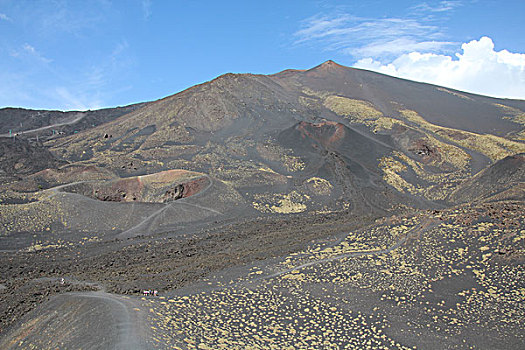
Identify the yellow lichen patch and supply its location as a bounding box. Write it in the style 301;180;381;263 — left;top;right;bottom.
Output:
252;191;309;214
298;96;322;111
258;167;279;175
513;129;525;141
281;155;305;172
378;149;465;200
302;87;331;99
423;135;471;169
324;96;383;122
305;177;333;195
256;142;305;173
282;272;306;281
0;198;66;235
392;135;469;199
448;132;524;162
378;156;418;194
371;117;405;133
26;243;60;252
321;94;402;133
436;87;474;100
270;191;309;214
398;109;429;125
393;152;427;178
399;109;525;162
493;103;525;126
251;201;267;213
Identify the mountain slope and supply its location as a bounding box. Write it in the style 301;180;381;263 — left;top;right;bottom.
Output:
0;103;147;140
0;138;66;183
2;60;524;236
274;60;525;136
449;153;525;203
43;61;524;211
1;61;524;348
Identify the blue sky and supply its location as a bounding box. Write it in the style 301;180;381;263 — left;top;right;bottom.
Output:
1;0;524;110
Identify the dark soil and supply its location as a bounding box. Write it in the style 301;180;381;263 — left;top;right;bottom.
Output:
0;210;379;335
0;137;66;183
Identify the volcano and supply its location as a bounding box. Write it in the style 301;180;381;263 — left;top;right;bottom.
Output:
1;61;524;349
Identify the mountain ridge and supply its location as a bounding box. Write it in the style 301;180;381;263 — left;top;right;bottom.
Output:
0;60;524;349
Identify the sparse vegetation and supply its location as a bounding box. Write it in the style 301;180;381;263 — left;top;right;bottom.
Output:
1;61;524;349
323;95;383;121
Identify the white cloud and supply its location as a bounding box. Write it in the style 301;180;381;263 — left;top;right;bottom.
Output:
294;2;467;60
294;13;453;60
9;43;52;63
351;38;454;57
23;44;36;54
410;1;462;14
0;13;10;21
24;43;52;63
355;37;525;99
111;40;129;58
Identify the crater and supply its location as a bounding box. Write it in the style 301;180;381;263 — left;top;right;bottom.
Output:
296;120;346;148
61;169;209;203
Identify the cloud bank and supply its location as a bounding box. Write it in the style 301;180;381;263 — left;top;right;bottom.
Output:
355;37;525;100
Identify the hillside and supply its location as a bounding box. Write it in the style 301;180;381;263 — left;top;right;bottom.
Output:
449;153;525;203
43;61;525;214
0;61;524;349
0;137;66;184
0;103;147;140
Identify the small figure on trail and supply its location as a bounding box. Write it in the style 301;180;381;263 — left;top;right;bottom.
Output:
60;278;65;285
143;290;150;296
153;290;158;296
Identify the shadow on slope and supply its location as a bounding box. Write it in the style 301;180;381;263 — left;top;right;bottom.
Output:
449;153;525;203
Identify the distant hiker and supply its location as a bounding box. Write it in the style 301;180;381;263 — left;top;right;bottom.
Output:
143;290;149;296
60;278;65;285
153;290;158;296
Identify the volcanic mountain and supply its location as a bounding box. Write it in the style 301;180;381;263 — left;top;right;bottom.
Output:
0;61;524;349
35;60;524;219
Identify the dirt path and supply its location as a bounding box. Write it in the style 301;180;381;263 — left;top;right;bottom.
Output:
74;292;148;350
0;113;85;138
0;291;150;350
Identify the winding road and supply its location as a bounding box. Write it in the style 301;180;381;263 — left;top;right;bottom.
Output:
0;113;86;138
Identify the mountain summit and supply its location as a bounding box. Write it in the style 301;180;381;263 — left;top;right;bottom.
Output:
313;59;347;71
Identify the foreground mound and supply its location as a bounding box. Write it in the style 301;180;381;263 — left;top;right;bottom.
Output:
0;292;148;350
